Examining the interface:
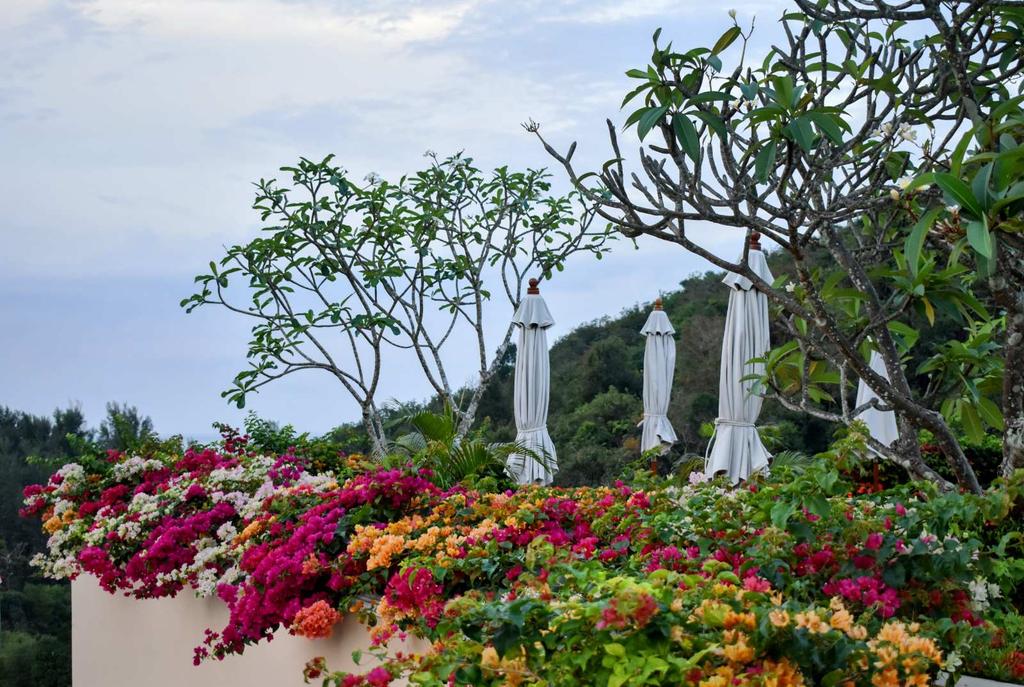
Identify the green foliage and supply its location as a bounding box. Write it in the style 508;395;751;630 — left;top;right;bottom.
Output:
181;152;612;452
468;267;833;487
96;402;154;451
552;0;1024;487
391;405;546;491
0;406;86;687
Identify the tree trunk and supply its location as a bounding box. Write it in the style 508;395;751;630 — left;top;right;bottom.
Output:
1001;297;1024;478
987;247;1024;478
362;405;387;458
890;415;951;487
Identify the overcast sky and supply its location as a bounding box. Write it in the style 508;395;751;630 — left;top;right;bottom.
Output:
1;0;785;438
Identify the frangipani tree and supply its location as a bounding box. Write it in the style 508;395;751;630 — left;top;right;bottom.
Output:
183;153;612;454
532;1;1024;492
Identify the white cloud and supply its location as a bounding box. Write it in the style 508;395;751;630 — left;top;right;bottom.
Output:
1;0;785;433
76;0;480;45
0;0;52;30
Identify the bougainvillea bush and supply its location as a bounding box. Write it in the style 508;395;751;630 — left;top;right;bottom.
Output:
21;435;1024;686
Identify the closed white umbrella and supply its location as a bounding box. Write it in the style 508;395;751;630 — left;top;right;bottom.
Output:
640;298;678;453
706;234;773;484
855;349;899;448
509;278;556;485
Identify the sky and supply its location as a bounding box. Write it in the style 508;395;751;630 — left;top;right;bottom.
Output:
0;0;785;439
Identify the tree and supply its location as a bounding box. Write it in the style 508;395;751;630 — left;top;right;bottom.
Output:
96;402;154;451
183;153;612;455
532;0;1024;492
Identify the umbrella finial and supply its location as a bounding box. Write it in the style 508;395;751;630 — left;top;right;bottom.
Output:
748;231;762;250
654;297;663;311
527;278;540;294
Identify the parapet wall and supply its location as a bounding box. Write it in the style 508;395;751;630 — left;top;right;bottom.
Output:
72;578;424;687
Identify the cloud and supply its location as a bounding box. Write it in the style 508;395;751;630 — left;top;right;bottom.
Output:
1;0;785;434
75;0;480;45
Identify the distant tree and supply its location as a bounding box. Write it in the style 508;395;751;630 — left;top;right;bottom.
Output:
578;337;642;400
96;402;153;452
183;153;613;454
534;1;1024;492
0;405;83;687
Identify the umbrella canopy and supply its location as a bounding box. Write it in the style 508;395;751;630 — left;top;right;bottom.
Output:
706;236;774;484
855;349;899;448
509;279;556;485
640;299;678;453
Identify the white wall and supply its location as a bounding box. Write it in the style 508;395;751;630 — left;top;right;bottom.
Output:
72;578;427;687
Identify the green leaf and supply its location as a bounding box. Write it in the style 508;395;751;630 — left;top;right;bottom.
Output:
604;643;626;658
904;207;941;275
972;162;994;211
934;173;984;218
694;111;728;139
978;396;1004;430
770;500;797;529
784;116;815;152
755;141;778;183
966;219;993;259
673;114;700;163
637;105;669;141
961;403;984;443
712;26;742;55
805;111;845;144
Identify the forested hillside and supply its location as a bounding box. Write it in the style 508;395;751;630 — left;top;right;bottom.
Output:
0;403;153;686
0;408;84;686
470;259;834;485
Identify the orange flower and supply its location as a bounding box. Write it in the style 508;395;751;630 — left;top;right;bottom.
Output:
761;658;806;687
366;533;405;570
291;600;341;639
795;610;828;634
829;608;853;633
769;609;790;628
234;520;264;545
870;667;900;687
723;632;755;663
723;610;756;631
43;516;63;534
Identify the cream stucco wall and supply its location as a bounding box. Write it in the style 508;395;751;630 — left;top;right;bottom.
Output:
72;578;427;687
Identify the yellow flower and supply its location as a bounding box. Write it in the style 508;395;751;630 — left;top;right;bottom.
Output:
829;608;853;633
795;610;828;634
480;646;500;670
769;609;790;628
847;624;868;640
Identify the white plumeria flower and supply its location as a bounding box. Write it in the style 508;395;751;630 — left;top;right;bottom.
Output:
968;577;991;611
897;177;913;190
784;282;797;293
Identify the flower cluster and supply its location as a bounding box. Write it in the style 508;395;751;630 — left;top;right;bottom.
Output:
21;446;1024;685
